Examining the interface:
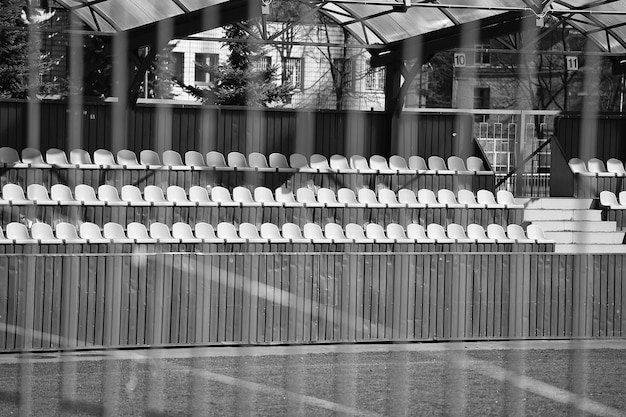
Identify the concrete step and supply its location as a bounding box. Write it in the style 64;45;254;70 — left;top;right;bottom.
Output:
521;198;594;210
555;244;626;254
544;231;625;244
524;209;602;222
533;221;617;232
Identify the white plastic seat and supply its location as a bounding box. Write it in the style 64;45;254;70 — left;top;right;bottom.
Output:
127;222;154;243
408;156;428;171
140;150;162;166
417;189;442;207
144;185;169;206
275;187;298;204
233;186;258;205
117;149;140;167
345;223;371;243
386;223;413;243
79;222;109;243
466;156;488;172
22;148;48;166
166;185;193;205
206;151;227;167
487;224;515;243
437;189;464;208
296;187;319;205
6;222;34;243
189;186;212;203
600;190;622;209
194;222;221;242
27;184;56;205
239;222;266;243
324;223;352;243
70;149;93;165
587;158;607;174
3;184;30;204
282;223;309;243
428;156;448;171
337;188;362;206
497;190;524;208
121;185;149;206
248;152;270;169
406;223;434;242
607;158;626;175
55;222;84;243
227;151;248;168
378;188;404;207
369;155;392;172
94;149;117;166
162;150;184;167
0;147;20;165
457;189;483;208
46;148;71;167
97;185;126;205
329;154;351;170
568;158;591;175
303;223;331;243
366;223;393;243
466;224;492;243
172;222;202;243
260;223;287;243
31;222;60;244
427;224;454;243
269;152;290;169
150;222;179;243
103;222;131;243
526;224;553;244
289;153;310;169
506;224;534;243
254;186;280;206
477;189;504;208
75;184;104;205
217;222;241;242
447;156;468;172
358;188;384;207
317;188;341;206
350;155;371;171
211;186;236;204
447;223;474;243
50;184;79;205
397;189;424;207
185;151;207;167
310;154;331;170
389;155;410;172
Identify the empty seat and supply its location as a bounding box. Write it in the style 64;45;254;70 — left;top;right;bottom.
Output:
103;222;132;243
185;151;207;167
275;187;298;204
217;222;241;241
50;184;79;205
568;158;591;175
323;223;350;243
75;184;103;205
79;222;109;243
587;158;607;174
506;224;534;243
162;150;184;167
117;149;140;167
310;154;331;170
27;184;56;205
31;222;60;244
289;153;310;169
254;186;280;206
172;222;202;243
166;185;192;205
282;223;308;243
428;156;448;171
438;189;463;208
487;224;515;243
55;222;84;243
618;191;626;207
239;222;265;243
447;223;474;243
358;188;383;207
233;186;257;205
211;186;235;204
189;186;211;203
296;187;319;206
427;224;454;243
408;156;428;171
369;155;391;172
345;223;371;242
350;155;370;171
476;189;504;208
329;154;351;170
466;156;488;172
248;152;270;169
98;184;126;205
70;149;93;165
127;222;154;243
121;185;148;205
337;188;361;206
457;189;483;208
607;158;626;175
3;184;30;204
144;185;169;205
46;148;71;167
150;222;179;243
22;148;47;166
303;223;331;243
194;222;220;241
260;223;287;242
378;188;403;207
94;149;117;166
497;190;524;208
0;147;20;165
269;152;290;169
397;189;424;207
600;190;622;208
317;188;341;206
366;223;393;243
386;223;413;243
526;224;553;243
206;151;227;167
140;150;162;166
227;151;248;168
6;222;34;243
466;223;492;243
406;223;433;242
447;156;468;172
389;155;410;171
417;189;441;207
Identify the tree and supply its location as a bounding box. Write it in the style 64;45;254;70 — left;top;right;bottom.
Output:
180;23;292;106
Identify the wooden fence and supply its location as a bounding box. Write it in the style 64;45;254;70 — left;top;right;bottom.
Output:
1;249;623;351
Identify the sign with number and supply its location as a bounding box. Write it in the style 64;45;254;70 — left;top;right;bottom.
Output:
566;55;579;71
454;53;466;68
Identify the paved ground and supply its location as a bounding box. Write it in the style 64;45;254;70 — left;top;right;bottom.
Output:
0;339;625;416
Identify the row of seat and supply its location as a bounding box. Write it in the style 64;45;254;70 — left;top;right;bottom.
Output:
599;190;626;209
0;220;551;245
1;183;522;209
0;147;490;174
569;157;626;176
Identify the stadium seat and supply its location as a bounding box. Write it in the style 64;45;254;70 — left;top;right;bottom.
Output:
248;152;270;169
140;150;162;166
254;186;280;206
6;222;34;243
185;151;207;167
144;185;169;206
526;224;553;243
438;189;464;208
568;158;591;175
447;223;474;243
619;191;626;207
406;223;433;242
290;153;310;169
211;186;236;205
117;149;140;167
172;222;202;243
476;189;504;208
75;184;104;205
70;149;94;166
194;222;220;241
0;147;20;165
337;188;362;206
206;151;227;168
329;154;351;170
269;152;290;169
587;157;608;174
324;223;351;243
506;224;534;243
427;223;454;243
350;155;371;171
22;148;48;166
366;223;393;243
150;222;179;243
345;223;371;243
600;190;622;209
378;188;404;207
31;222;60;244
369;155;392;172
275;187;298;204
386;223;413;243
216;222;241;242
317;188;341;206
607;158;626;175
227;151;248;168
189;186;211;203
408;156;428;171
388;155;410;172
310;154;331;170
233;186;258;205
3;184;30;204
27;184;56;205
296;187;319;205
79;222;109;244
303;223;331;243
121;185;149;206
46;148;72;167
260;223;287;243
166;186;193;205
397;189;424;207
94;149;117;166
428;156;448;171
239;222;265;243
50;184;79;205
457;189;483;208
466;223;492;243
417;189;442;207
127;222;154;243
496;190;524;208
162;150;184;167
487;224;515;243
466;156;488;172
55;222;84;244
358;188;384;207
447;156;468;172
282;223;309;243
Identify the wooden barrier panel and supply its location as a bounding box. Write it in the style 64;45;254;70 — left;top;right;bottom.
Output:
0;250;624;351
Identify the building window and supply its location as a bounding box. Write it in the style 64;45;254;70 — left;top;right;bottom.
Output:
332;58;355;92
194;53;219;83
282;57;303;90
254;56;272;72
171;52;184;81
474;43;490;65
365;60;385;91
474;87;490;109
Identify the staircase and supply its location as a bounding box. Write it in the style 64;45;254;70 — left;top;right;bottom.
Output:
522;198;626;254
